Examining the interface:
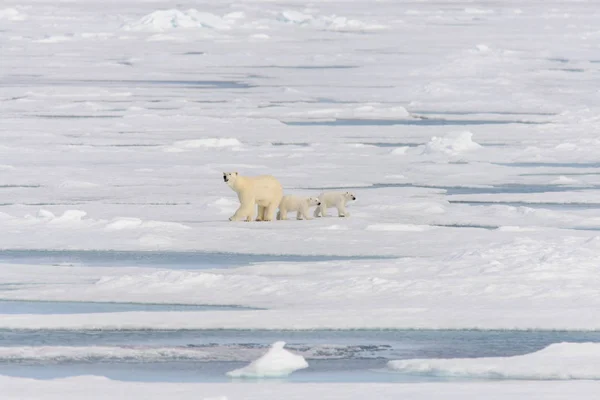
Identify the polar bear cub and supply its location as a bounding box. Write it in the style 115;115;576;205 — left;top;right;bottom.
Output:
313;191;356;218
223;172;283;222
277;196;321;220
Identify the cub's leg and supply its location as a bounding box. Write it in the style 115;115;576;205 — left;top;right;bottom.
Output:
298;207;312;220
336;201;349;217
278;209;288;220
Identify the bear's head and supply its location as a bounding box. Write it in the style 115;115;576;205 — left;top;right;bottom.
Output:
223;172;239;187
307;197;321;207
344;191;356;201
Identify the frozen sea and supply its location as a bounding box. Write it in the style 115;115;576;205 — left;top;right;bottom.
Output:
2;0;600;398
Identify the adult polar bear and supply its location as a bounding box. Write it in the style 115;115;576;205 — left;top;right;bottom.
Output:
223;172;283;222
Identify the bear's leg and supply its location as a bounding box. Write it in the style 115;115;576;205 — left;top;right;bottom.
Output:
256;206;266;222
320;203;328;217
298;207;312;220
313;205;321;218
229;197;254;221
263;203;278;221
336;202;349;217
278;209;288;220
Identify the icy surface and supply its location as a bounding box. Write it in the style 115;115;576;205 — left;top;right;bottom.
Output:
1;375;600;400
226;341;308;378
2;0;600;334
388;343;600;380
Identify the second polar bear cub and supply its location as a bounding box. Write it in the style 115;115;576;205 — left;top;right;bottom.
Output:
277;196;321;220
314;191;356;218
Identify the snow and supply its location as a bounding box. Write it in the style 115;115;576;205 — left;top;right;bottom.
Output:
226;341;308;378
165;138;243;152
1;0;600;390
122;9;232;32
388;343;600;380
421;132;482;156
277;10;387;32
0;7;26;21
1;376;599;400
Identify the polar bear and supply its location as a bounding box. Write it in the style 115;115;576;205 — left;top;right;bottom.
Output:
223;172;283;222
277;196;321;220
313;191;356;218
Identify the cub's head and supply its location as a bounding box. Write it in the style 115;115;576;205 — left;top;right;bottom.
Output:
306;197;321;207
223;172;239;187
344;191;356;201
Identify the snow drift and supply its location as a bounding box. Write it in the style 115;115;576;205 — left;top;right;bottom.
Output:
388;342;600;380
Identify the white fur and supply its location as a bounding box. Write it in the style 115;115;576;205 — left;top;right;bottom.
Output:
277;196;321;220
314;191;356;218
223;172;283;222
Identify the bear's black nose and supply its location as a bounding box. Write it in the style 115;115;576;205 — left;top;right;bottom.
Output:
223;176;228;182
317;202;321;206
352;196;356;200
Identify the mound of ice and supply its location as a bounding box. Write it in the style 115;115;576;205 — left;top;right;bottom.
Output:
0;8;26;21
388;342;600;380
208;198;239;214
551;176;579;185
277;10;386;32
422;131;482;155
278;10;313;24
165;138;242;152
48;210;88;224
323;15;387;32
123;9;231;32
104;218;144;231
35;209;55;221
226;341;308;378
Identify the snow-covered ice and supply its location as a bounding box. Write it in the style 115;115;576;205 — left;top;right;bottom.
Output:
2;0;600;395
388;343;600;380
1;376;600;400
226;341;308;378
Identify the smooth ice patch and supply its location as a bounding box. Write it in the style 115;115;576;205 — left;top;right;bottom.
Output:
58;180;100;189
388;342;600;380
226;341;308;378
165;138;242;152
366;224;435;232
